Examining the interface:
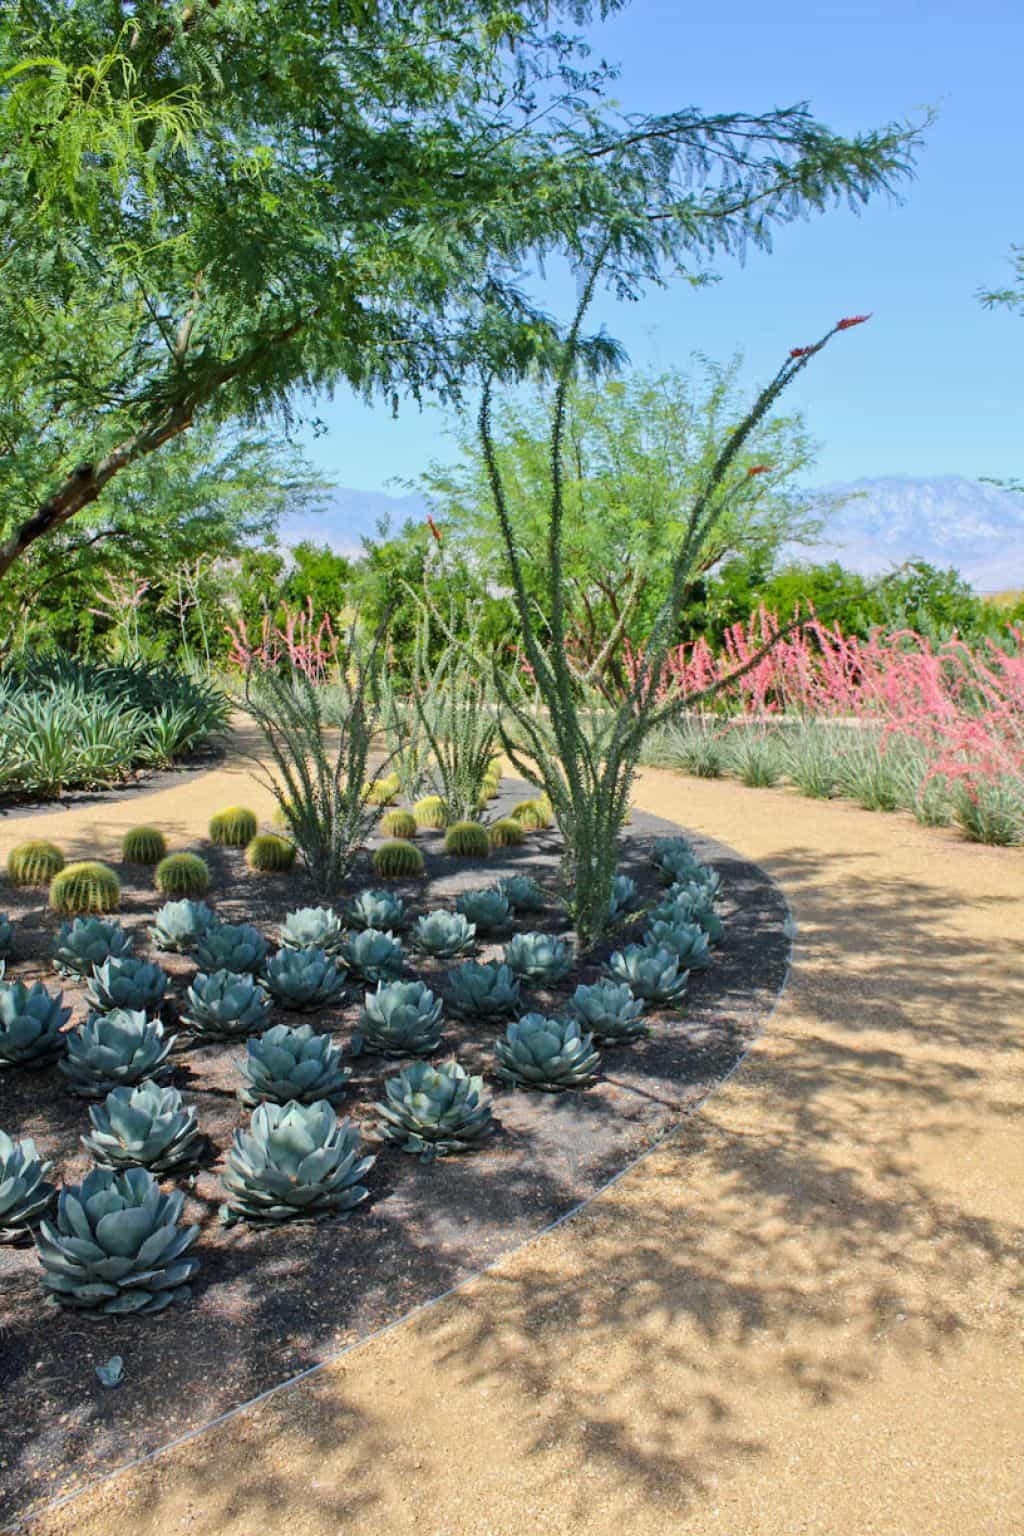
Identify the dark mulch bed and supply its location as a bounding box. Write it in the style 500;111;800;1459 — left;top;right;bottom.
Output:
0;782;790;1527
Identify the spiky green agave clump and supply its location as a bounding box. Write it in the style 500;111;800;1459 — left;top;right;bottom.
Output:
239;1024;353;1107
181;969;274;1040
155;852;211;898
412;796;447;830
53;917;134;977
85;957;169;1016
59;1011;174;1098
209;805;259;847
606;944;689;1007
410;910;476;959
49;861;120;916
0;1130;55;1242
82;1081;203;1173
149;899;215;953
245;834;297;873
7;840;64;888
446;960;521;1020
220;1101;374;1228
503;931;574;984
376;1060;493;1158
488;818;525;848
380;809;418;839
365;772;401;806
359;979;443;1056
347;889;407;931
455;887;513;935
444;821;490;858
0;979;71;1067
568;981;647;1042
262;946;347;1011
279;906;345;953
120;826;167;865
195;922;268;976
494;1014;601;1092
36;1166;199;1314
372;840;425;879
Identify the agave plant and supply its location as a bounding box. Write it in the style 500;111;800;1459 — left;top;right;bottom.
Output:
239;1024;353;1106
337;928;405;984
0;1130;55;1243
568;980;647;1042
220;1101;374;1228
59;1011;175;1098
359;980;443;1056
606;945;689;1007
375;1060;493;1157
82;1081;203;1173
181;969;274;1040
0;980;71;1067
651;835;697;872
455;887;512;935
655;886;725;945
0;914;13;960
36;1166;199;1313
53;918;134;978
149;899;216;954
279;905;345;954
496;875;547;912
194;922;268;976
446;960;521;1020
642;919;713;970
346;889;407;932
494;1014;601;1091
503;931;574;984
262;947;347;1011
410;910;476;959
608;874;639;919
86;957;169;1016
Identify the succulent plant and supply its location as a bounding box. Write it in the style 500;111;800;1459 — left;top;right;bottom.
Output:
444;821;490;858
488;817;525;848
209;805;259;847
359;979;443;1056
0;979;71;1066
347;889;407;932
149;898;215;953
155;852;211;898
608;873;639;918
446;961;521;1021
337;927;405;984
195;921;268;976
410;910;476;959
0;1130;55;1242
53;917;134;977
494;1014;601;1091
245;834;297;872
7;840;64;887
510;798;552;831
568;980;647;1042
606;944;689;1007
59;1011;175;1098
642;919;712;970
50;861;121;915
86;957;170;1016
375;1060;494;1157
655;885;725;945
181;969;274;1040
239;1024;353;1107
503;931;574;984
653;839;707;886
455;886;512;935
36;1166;199;1314
220;1101;374;1227
380;808;418;839
280;905;345;953
82;1081;203;1173
365;772;401;806
121;826;167;865
496;875;547;912
412;795;448;829
681;864;723;901
372;840;425;878
262;947;347;1011
0;914;13;960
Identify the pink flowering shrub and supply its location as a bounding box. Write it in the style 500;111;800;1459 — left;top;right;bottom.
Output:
225;597;338;683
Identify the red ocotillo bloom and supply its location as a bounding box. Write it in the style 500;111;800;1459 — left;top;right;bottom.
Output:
836;313;872;330
747;464;772;477
426;514;443;546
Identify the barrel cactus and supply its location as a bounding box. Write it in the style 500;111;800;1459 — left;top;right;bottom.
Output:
444;821;489;858
494;1014;601;1091
220;1101;374;1228
149;898;215;953
239;1024;353;1107
36;1166;199;1314
0;979;71;1067
496;875;547;913
337;927;405;984
53;917;134;977
446;960;521;1020
375;1060;494;1158
359;979;443;1056
366;772;401;806
7;840;64;887
412;795;447;829
155;852;211;898
59;1011;174;1098
262;947;346;1011
503;931;574;984
511;798;553;831
86;957;169;1016
181;970;274;1040
643;919;712;970
0;1130;55;1242
488;818;524;848
195;921;268;976
50;861;120;916
245;834;297;873
455;887;512;935
410;910;476;959
372;840;425;879
606;944;689;1007
82;1081;203;1173
209;806;258;847
347;889;407;932
279;905;345;954
608;873;639;919
121;826;167;865
568;980;647;1042
380;808;418;839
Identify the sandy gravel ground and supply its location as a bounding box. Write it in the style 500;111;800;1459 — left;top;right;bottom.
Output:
7;760;1023;1536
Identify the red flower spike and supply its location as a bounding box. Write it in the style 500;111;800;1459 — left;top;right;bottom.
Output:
747;464;772;477
789;346;813;358
426;515;443;546
836;313;872;331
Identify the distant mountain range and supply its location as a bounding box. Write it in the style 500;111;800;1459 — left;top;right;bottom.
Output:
281;474;1024;592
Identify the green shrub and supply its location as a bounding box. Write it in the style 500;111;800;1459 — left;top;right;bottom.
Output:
155;852;211;898
380;808;418;839
209;806;258;847
372;840;425;879
7;840;64;887
121;826;168;865
951;780;1024;846
245;834;297;872
49;861;120;915
488;817;524;848
724;729;785;788
444;821;489;858
413;796;447;829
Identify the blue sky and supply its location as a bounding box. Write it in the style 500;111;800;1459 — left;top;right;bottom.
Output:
296;0;1023;494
